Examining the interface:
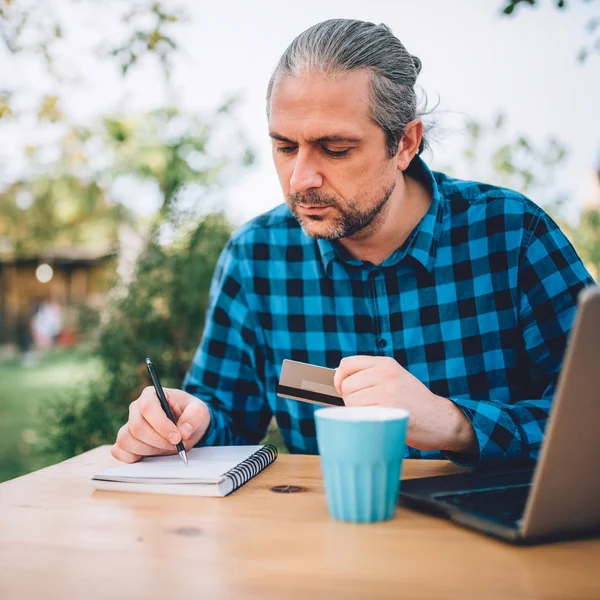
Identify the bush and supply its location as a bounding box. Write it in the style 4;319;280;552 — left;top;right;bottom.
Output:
43;212;234;459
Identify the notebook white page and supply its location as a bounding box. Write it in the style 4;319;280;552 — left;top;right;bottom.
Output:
93;445;265;485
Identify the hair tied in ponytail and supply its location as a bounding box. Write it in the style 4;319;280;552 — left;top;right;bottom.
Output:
411;55;422;77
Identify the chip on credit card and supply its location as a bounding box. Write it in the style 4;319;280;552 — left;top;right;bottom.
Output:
277;359;345;406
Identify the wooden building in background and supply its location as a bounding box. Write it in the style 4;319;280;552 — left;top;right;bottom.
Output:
0;245;116;345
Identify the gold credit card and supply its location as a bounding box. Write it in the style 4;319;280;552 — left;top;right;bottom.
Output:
277;359;344;406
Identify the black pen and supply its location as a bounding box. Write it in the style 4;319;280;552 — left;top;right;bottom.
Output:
145;358;188;466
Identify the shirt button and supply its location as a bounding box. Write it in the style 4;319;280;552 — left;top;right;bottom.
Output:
376;338;387;348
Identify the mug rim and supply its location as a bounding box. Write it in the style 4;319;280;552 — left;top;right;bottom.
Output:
315;406;409;422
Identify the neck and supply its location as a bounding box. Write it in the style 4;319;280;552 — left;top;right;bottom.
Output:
338;171;432;265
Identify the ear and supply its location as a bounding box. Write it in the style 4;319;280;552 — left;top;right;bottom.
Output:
396;120;423;171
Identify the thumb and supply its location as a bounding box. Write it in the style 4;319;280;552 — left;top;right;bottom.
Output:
333;368;342;396
176;399;209;441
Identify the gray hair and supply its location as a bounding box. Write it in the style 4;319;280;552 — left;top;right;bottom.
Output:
266;19;428;159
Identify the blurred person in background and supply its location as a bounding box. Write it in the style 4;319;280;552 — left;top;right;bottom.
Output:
31;297;62;351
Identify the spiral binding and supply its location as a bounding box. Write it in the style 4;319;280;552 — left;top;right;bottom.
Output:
223;444;278;492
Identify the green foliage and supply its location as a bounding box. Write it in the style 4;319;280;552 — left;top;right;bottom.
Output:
0;103;254;257
107;2;186;77
0;1;275;466
0;348;101;482
0;173;124;257
436;112;599;280
439;112;569;201
43;212;234;459
42;379;121;461
2;93;255;463
502;0;564;15
103;107;225;216
500;0;599;62
561;205;600;278
0;1;185;85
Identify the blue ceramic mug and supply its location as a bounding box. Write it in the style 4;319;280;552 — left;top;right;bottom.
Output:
315;406;409;523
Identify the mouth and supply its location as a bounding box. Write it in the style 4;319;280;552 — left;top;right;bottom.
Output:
296;204;332;215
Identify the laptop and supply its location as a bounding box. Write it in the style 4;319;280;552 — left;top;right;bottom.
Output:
399;285;600;544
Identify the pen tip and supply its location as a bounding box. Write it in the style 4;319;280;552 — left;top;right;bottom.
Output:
145;357;151;364
179;450;188;466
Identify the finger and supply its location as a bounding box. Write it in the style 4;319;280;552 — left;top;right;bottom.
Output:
161;388;192;417
128;401;176;451
342;389;379;407
177;400;209;441
111;443;142;464
339;370;379;398
137;388;182;445
117;423;175;457
138;386;183;420
334;355;379;394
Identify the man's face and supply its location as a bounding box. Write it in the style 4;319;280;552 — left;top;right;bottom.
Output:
268;69;398;240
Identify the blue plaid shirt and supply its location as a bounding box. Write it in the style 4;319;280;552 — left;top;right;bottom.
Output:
183;156;594;466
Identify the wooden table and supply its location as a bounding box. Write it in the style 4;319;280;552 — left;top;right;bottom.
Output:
1;447;599;599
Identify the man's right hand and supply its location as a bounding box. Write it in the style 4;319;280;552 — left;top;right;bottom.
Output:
111;387;211;463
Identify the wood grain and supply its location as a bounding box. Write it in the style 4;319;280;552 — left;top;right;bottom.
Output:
1;446;599;599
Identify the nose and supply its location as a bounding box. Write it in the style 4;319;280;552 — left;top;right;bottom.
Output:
289;149;323;193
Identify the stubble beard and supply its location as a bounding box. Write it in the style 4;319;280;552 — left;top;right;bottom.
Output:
288;181;396;241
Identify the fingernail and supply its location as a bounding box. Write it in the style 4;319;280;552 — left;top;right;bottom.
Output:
168;433;180;444
181;422;194;438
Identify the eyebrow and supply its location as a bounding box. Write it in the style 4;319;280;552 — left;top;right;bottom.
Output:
269;132;362;144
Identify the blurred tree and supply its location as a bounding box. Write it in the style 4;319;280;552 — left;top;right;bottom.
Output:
0;97;253;256
561;171;600;277
455;112;568;201
500;0;599;62
0;1;261;462
39;98;256;460
498;0;599;278
44;211;235;459
100;1;186;77
0;0;185;93
0;0;192;253
102;102;255;227
437;112;569;206
0;124;128;256
437;112;599;278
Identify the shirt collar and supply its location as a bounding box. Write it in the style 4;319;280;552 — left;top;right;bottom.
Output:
316;155;444;276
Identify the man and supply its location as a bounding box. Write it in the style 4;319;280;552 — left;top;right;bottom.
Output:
111;19;594;467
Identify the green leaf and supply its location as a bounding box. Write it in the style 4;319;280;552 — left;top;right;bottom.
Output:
586;17;600;34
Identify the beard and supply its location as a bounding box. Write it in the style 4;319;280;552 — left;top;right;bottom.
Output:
287;182;395;241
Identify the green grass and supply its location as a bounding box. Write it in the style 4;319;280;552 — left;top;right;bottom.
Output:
261;419;289;454
0;347;101;483
0;346;289;484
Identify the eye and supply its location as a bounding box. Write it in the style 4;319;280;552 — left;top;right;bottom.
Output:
323;147;350;158
276;146;297;154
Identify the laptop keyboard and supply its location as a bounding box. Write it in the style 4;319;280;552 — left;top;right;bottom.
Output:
433;484;531;526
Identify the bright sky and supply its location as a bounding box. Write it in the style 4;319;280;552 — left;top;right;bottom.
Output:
3;0;599;225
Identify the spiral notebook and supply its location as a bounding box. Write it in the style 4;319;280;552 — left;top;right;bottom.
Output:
92;445;278;497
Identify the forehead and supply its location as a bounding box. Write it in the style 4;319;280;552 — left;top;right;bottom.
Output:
268;69;375;138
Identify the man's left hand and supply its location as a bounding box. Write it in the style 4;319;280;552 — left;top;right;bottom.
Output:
333;355;477;454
